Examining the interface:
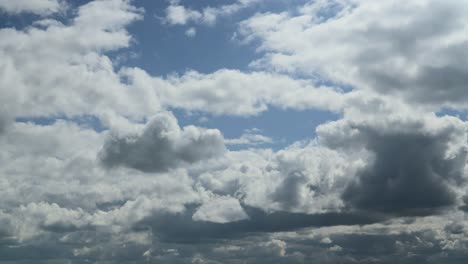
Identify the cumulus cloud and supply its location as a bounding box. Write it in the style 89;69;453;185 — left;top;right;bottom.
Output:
0;0;159;132
239;0;468;109
185;27;196;37
99;112;226;172
164;0;260;26
1;0;468;263
317;99;468;215
0;0;65;15
122;68;346;116
192;195;248;223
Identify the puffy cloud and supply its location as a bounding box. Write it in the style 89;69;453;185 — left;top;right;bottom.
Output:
239;0;468;109
317;99;468;215
164;0;260;26
0;0;65;15
192;195;248;223
195;142;359;215
185;27;197;37
165;4;202;25
122;68;345;116
99;112;226;172
1;0;468;263
0;0;159;132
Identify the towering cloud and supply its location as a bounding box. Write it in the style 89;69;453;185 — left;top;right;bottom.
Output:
318;100;468;215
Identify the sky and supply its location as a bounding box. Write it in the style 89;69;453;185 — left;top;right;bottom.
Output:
0;0;467;263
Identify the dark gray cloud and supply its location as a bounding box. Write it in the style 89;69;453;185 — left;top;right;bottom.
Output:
270;171;309;210
99;112;225;172
318;110;467;216
0;114;8;134
342;127;466;215
459;195;468;212
139;204;386;243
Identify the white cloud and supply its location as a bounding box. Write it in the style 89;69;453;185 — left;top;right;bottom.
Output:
239;0;468;109
0;0;468;262
0;0;65;15
192;195;248;223
122;68;346;116
225;128;273;146
164;0;260;26
0;0;158;133
165;4;202;25
185;27;196;37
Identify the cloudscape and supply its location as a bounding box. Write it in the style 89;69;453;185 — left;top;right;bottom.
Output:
0;0;467;263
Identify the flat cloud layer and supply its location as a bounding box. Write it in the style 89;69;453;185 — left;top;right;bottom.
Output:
0;0;467;263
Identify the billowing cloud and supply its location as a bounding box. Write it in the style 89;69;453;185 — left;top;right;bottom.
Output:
99;112;226;172
164;0;260;26
317;99;468;215
0;0;158;132
0;0;65;15
0;0;468;263
192;195;249;223
122;68;346;116
240;0;468;109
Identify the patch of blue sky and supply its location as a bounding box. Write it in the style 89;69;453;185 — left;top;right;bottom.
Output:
120;0;315;76
173;106;339;150
436;108;468;120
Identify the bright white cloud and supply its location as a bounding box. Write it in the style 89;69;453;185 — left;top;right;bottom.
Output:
165;0;260;25
240;0;468;109
192;195;248;223
123;68;346;116
0;0;65;15
0;0;158;133
225;128;273;146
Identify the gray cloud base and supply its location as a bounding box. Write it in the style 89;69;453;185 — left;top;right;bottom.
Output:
99;112;225;172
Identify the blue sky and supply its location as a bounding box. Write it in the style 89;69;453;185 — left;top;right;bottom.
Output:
12;0;340;150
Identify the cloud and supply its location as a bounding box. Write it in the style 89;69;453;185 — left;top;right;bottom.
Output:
0;0;467;263
192;195;249;223
99;112;226;172
140;204;386;244
185;27;196;37
317;99;468;215
0;0;158;132
122;68;346;116
239;0;468;109
0;0;65;15
225;129;273;146
164;0;260;26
